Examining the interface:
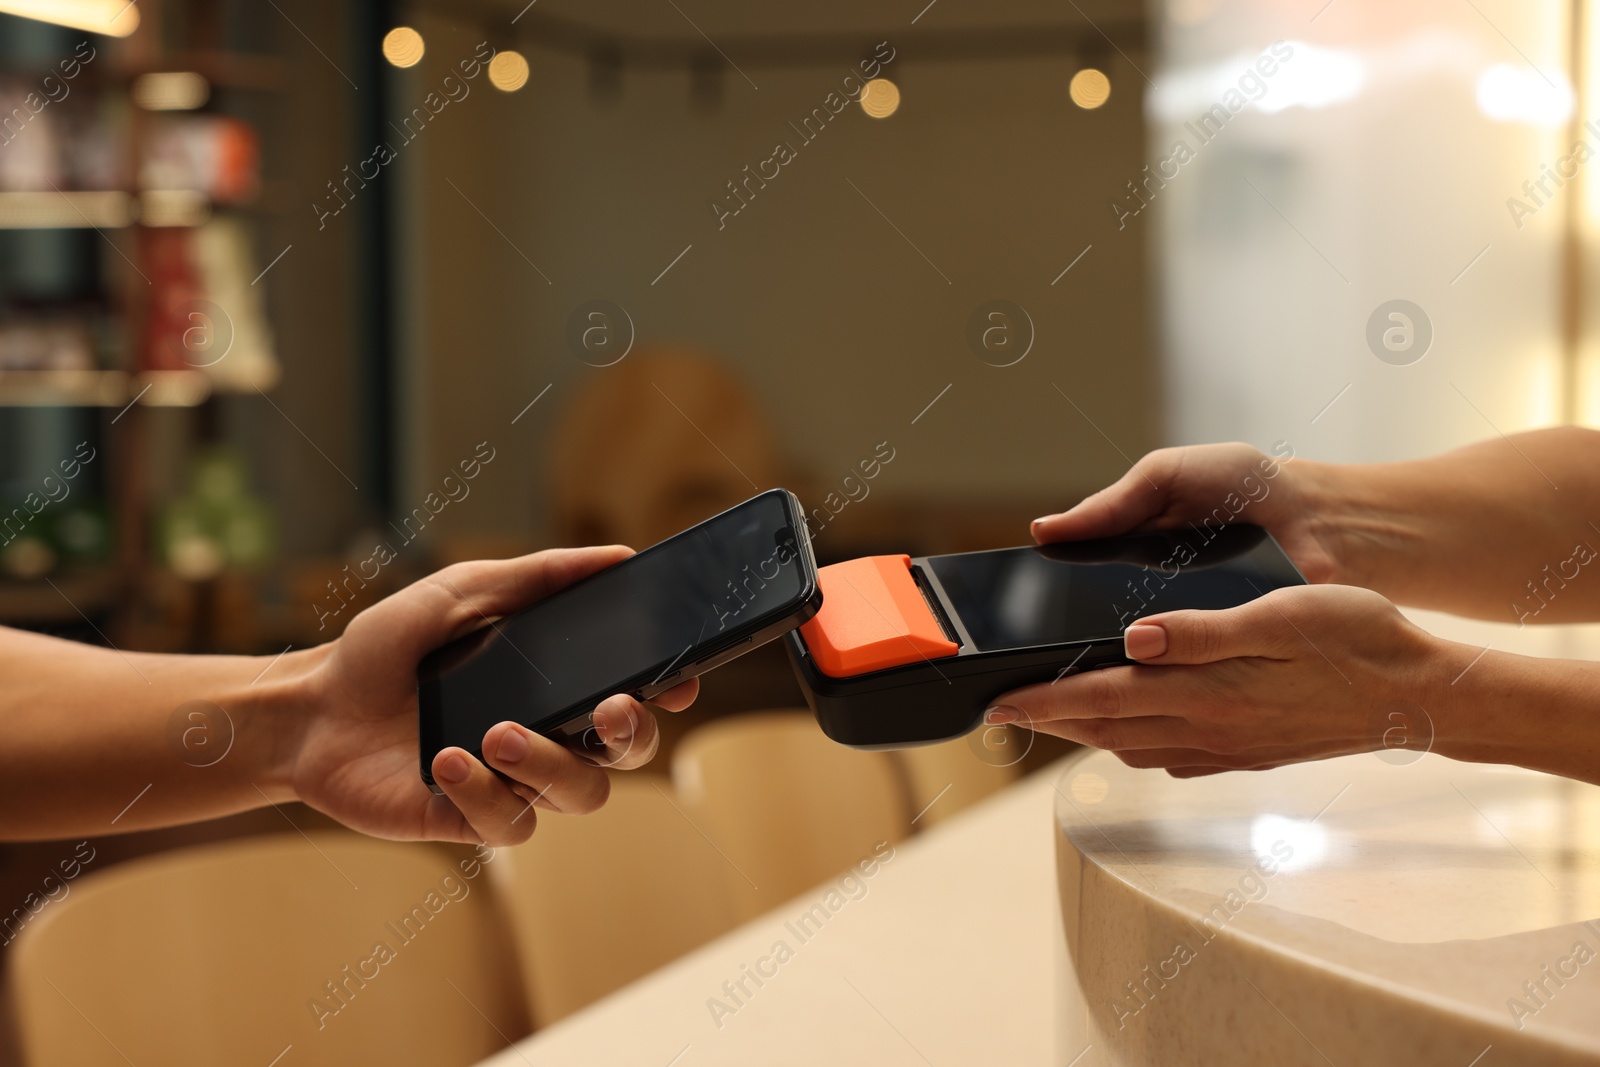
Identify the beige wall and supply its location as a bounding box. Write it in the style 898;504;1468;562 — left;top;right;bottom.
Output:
247;0;366;556
1152;1;1589;458
395;9;1155;546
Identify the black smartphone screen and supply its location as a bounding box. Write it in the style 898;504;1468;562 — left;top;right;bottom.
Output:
420;490;812;754
926;525;1305;652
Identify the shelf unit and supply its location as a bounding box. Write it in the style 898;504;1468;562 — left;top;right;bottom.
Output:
0;190;134;229
0;1;283;648
0;369;213;407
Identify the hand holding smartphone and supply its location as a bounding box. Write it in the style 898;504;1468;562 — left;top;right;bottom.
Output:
417;490;819;792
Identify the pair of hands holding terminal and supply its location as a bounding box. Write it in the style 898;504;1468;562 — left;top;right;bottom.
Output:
4;427;1598;846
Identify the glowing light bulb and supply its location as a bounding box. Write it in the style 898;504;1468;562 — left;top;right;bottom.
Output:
489;51;530;92
860;78;901;118
1070;68;1112;109
382;27;425;69
0;0;138;36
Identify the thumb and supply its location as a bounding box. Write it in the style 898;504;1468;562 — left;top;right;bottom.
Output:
352;545;635;663
1031;452;1174;543
1123;595;1298;665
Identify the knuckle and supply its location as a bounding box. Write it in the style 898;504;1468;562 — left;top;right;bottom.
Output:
1185;616;1224;663
1133;449;1181;489
1083;673;1124;719
1141;445;1183;473
1075;719;1119;749
1270;585;1327;625
339;605;375;641
1197;726;1244;756
1255;591;1310;648
568;771;611;816
426;562;478;602
1075;723;1113;748
481;800;536;847
1191;688;1243;732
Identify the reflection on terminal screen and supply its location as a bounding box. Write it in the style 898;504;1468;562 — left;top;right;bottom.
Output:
927;526;1303;652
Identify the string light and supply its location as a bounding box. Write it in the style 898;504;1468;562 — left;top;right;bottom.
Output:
860;78;900;119
382;27;425;69
489;51;530;92
1070;68;1111;109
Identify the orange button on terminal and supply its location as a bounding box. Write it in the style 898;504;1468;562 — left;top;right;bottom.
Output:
798;555;959;678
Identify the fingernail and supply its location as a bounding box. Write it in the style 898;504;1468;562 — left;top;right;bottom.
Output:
985;705;1020;725
1125;623;1167;660
1030;515;1056;530
494;727;529;763
590;712;611;744
437;752;471;784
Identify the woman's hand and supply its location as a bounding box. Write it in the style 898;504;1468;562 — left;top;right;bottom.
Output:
285;546;698;845
1030;443;1346;584
990;585;1461;776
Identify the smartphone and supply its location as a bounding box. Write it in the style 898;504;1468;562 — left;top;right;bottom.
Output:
785;524;1307;748
418;489;820;791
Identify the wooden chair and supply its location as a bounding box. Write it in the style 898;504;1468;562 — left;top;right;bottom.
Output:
490;773;739;1026
671;710;911;920
892;733;1023;829
549;346;787;551
7;833;527;1067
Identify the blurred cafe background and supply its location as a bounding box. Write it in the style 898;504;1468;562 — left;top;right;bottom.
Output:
0;0;1595;1063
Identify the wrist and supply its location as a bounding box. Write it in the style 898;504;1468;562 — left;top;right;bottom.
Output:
1426;642;1597;781
227;643;333;804
1419;637;1491;765
1282;457;1363;585
1292;457;1421;591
